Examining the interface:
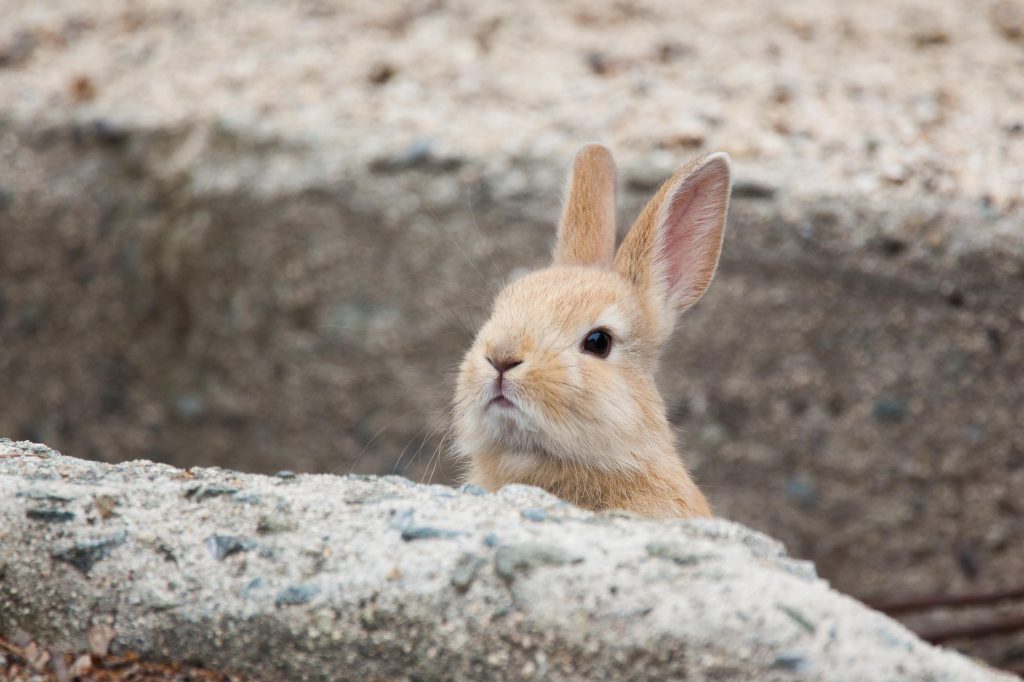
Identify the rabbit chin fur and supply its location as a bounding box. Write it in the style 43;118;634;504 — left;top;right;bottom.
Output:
452;144;729;519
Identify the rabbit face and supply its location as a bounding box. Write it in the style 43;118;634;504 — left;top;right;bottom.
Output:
455;266;663;475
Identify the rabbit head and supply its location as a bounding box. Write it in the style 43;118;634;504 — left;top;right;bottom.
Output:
454;144;731;489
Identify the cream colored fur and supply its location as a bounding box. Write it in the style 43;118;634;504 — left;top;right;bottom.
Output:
453;144;732;519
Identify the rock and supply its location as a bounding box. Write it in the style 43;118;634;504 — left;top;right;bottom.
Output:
0;440;1014;680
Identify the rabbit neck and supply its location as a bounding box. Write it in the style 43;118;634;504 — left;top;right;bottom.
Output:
469;438;711;519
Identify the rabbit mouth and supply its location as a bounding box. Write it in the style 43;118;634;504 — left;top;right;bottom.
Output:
488;395;516;410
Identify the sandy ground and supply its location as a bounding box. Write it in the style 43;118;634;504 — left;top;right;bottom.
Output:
1;0;1023;233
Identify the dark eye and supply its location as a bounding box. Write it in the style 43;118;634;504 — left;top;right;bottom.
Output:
582;329;612;358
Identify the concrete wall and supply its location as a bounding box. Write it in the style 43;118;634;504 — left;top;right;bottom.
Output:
0;439;1012;681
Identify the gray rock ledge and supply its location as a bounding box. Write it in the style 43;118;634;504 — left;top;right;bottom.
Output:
0;438;1009;681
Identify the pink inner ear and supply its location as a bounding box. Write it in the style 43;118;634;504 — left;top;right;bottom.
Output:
657;158;729;310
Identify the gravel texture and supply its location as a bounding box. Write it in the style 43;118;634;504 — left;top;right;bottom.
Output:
0;438;1014;681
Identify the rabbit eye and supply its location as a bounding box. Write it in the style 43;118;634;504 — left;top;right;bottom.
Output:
582;329;612;358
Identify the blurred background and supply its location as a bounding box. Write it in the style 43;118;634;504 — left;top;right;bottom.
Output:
1;0;1022;673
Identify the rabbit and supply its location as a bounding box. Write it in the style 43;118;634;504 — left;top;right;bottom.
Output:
453;143;731;518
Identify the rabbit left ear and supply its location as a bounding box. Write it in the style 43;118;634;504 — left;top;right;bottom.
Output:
553;143;618;268
615;153;731;315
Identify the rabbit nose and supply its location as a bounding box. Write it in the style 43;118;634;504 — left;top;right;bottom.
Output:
487;356;523;374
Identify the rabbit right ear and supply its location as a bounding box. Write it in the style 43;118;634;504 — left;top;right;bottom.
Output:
614;153;731;317
553;143;617;268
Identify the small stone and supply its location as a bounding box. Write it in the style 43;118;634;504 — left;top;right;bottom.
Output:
911;20;950;47
52;532;127;575
389;508;415;530
991;1;1024;41
777;604;816;634
94;494;118;519
494;543;572;581
257;515;296;535
585;51;611;75
521;508;546;522
87;624;116;657
656;41;691;63
483;533;501;548
401;526;461;541
369;140;463;173
205;534;255;560
955;539;981;580
68;654;93;677
16;490;74;504
645;542;708;566
451;553;486;592
242;577;266;597
185;484;240;501
457;483;487;496
697;423;728;448
173;393;206;419
772;652;809;672
92;119;128;147
624;159;672;191
941;349;970;380
69;74;97;102
26;508;76;523
25;642;49;672
275;470;297;479
784;477;817;509
732;180;776;200
367;62;396;85
872;397;908;424
276;584;320;606
0;30;35;68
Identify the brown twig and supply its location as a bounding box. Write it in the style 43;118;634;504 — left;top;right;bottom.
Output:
917;615;1024;644
0;637;27;662
865;587;1024;615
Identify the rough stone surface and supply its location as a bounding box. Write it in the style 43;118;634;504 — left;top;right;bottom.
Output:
0;439;1012;681
1;0;1023;668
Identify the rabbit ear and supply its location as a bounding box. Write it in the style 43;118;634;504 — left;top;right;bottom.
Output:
614;152;731;314
553;143;618;268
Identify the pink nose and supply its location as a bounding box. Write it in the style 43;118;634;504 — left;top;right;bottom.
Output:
487;357;523;374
